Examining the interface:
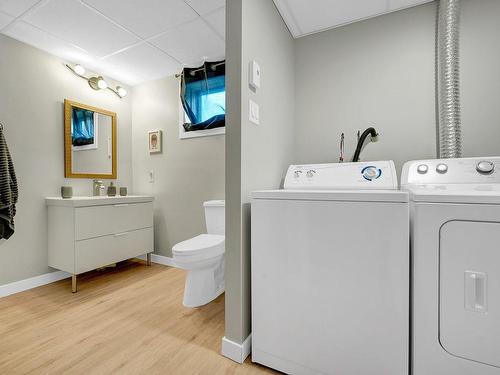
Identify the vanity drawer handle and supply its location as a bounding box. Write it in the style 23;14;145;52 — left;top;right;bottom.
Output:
114;232;129;237
113;204;130;207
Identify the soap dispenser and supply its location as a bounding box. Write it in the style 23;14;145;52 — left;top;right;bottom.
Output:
107;182;117;197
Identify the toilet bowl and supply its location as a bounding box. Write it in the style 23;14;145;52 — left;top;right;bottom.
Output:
172;200;225;307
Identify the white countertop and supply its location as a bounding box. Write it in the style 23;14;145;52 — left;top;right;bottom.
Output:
46;195;154;207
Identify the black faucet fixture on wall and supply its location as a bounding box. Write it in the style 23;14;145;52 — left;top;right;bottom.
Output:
352;127;378;162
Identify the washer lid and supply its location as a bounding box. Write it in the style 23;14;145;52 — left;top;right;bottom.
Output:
407;184;500;204
251;189;408;203
173;234;225;256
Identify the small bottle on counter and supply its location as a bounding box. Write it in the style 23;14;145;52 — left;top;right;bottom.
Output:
107;182;117;197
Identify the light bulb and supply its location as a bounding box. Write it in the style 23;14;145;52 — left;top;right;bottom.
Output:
97;76;108;90
74;64;85;75
116;86;127;98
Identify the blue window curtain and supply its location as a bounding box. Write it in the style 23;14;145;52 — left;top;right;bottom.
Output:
180;60;225;132
72;108;95;146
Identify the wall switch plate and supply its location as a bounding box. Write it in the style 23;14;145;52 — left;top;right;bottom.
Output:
249;60;261;90
149;170;154;183
249;99;260;125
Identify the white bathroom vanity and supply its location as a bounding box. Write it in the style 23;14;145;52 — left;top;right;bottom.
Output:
46;195;154;292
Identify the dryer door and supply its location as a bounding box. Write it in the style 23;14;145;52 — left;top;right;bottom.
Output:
440;220;500;368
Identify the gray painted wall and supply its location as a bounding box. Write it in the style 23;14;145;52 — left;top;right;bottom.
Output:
225;0;295;344
0;34;132;285
225;0;244;344
294;2;437;172
131;76;225;257
460;0;500;158
294;0;500;172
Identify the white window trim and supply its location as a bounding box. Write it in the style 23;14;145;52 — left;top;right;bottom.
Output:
178;82;225;140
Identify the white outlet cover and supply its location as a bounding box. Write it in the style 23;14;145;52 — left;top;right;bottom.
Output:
249;99;260;125
249;60;261;89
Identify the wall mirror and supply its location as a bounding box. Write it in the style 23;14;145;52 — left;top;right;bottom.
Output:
64;99;117;179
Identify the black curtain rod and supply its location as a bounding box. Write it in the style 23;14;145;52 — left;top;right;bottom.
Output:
175;61;225;78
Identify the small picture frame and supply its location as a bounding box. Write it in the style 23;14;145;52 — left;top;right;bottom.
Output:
148;130;162;154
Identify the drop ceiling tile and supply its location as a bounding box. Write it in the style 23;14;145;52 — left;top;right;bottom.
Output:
274;0;387;37
103;43;181;84
150;18;224;65
0;0;39;17
388;0;433;11
23;0;139;57
82;0;198;39
204;7;224;39
184;0;225;16
0;11;13;29
3;20;144;85
89;59;146;86
3;20;93;63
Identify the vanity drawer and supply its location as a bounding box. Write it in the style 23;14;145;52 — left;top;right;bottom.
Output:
75;227;153;274
75;202;153;240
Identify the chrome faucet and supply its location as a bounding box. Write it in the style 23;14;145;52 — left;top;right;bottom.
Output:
93;180;105;196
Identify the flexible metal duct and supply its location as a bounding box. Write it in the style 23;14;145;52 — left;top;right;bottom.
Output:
437;0;462;158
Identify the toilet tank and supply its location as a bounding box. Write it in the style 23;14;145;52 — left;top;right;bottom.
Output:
204;200;225;235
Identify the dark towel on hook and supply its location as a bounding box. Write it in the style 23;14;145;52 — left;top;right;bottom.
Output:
0;125;18;239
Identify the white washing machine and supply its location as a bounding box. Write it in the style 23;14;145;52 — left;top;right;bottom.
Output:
402;157;500;375
251;161;409;375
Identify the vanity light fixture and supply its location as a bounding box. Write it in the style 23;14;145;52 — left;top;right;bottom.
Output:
88;75;108;90
66;63;127;98
116;86;127;98
73;64;85;76
107;85;127;98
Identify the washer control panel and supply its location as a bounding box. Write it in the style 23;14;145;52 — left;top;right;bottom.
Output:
417;164;429;174
436;163;448;174
284;160;398;190
476;160;495;174
402;157;500;186
361;166;382;181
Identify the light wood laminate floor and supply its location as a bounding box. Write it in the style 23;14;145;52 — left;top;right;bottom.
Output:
0;260;277;375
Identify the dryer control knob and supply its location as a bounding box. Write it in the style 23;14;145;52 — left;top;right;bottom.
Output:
476;161;495;174
436;163;448;174
417;164;428;174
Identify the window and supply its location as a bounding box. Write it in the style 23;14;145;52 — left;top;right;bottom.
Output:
179;61;225;139
71;107;98;150
200;89;225;121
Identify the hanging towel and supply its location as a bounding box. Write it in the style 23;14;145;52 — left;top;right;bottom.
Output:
0;125;17;239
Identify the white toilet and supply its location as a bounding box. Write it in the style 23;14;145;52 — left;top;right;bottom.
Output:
172;200;225;307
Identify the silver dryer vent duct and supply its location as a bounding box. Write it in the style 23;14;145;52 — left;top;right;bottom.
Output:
437;0;462;158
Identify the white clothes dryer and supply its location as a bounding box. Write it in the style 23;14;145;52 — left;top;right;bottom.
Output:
402;157;500;375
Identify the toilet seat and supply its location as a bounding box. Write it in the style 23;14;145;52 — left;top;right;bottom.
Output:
173;234;224;262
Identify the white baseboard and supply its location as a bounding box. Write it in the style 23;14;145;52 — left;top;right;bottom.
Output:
138;253;177;268
0;270;71;298
0;254;176;299
221;334;252;364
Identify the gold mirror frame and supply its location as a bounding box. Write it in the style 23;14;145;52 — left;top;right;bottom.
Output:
64;99;117;179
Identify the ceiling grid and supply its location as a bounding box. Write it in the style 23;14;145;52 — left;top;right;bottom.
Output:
0;0;433;85
0;0;225;85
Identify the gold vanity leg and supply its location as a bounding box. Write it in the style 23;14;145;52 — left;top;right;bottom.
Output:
147;253;152;266
72;274;77;293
